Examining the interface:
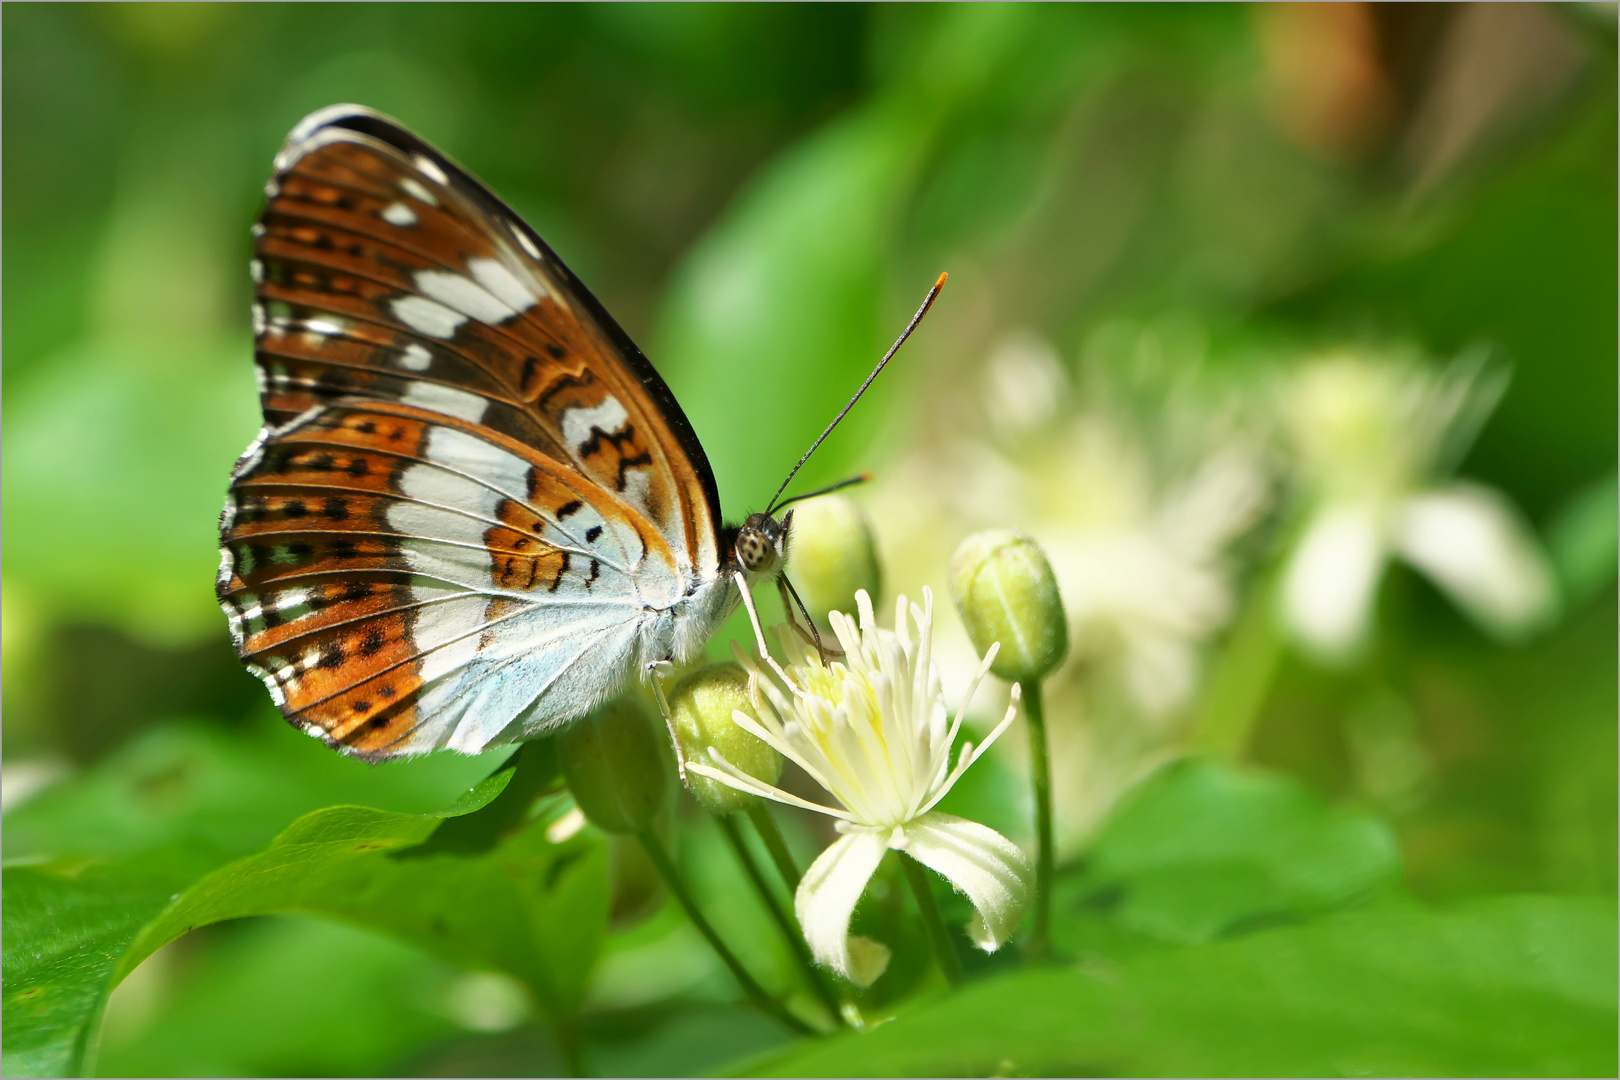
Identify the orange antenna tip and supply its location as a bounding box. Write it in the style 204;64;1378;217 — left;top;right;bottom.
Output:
934;271;948;289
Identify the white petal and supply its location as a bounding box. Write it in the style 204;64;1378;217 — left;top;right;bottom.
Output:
902;812;1031;952
795;829;892;986
1281;503;1386;659
1158;446;1269;559
1394;483;1558;639
685;756;854;821
917;684;1021;817
1121;627;1199;717
964;913;996;952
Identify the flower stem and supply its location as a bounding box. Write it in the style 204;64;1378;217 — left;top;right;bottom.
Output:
551;1015;586;1078
899;852;965;988
1020;677;1054;959
715;813;846;1026
1194;566;1284;759
747;802;803;890
634;827;814;1036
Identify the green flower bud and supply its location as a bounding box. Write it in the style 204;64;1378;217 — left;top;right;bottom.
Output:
667;663;782;814
556;697;668;834
786;494;882;623
949;530;1068;682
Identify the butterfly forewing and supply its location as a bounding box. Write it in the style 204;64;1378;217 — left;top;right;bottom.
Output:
254;121;717;570
221;106;727;758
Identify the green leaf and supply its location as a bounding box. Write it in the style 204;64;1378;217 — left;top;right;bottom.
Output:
654;103;929;515
588;1001;796;1079
741;896;1617;1077
3;850;219;1079
2;767;514;1079
4;741;610;1079
95;915;468;1078
651;5;1089;519
2;722;499;1078
1548;471;1619;610
3;720;500;866
111;751;606;1019
1058;757;1400;947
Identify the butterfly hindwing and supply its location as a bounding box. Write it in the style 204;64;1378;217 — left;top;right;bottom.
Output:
222;105;732;758
219;401;690;757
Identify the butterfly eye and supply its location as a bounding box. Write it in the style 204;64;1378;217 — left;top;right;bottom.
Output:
735;526;776;574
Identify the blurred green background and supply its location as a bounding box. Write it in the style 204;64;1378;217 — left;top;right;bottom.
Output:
3;3;1615;1077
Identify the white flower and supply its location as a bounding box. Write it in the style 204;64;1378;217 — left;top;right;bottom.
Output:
1038;420;1269;716
983;329;1071;440
964;322;1271;717
685;588;1031;987
861;323;1271;849
1280;352;1557;659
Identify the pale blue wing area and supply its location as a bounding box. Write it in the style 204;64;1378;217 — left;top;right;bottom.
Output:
402;606;647;754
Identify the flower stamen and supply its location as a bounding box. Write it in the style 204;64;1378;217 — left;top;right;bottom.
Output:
691;587;1033;986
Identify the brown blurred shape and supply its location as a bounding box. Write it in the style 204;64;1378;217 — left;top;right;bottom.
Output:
1256;2;1594;188
1257;2;1400;159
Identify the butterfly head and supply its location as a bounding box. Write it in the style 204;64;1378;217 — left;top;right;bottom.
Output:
734;510;791;577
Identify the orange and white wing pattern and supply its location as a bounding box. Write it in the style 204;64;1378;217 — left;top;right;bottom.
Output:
218;106;733;759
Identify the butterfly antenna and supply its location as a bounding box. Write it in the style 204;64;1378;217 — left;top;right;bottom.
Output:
765;272;947;516
772;472;872;510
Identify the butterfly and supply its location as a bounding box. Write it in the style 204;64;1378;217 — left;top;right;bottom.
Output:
217;104;944;760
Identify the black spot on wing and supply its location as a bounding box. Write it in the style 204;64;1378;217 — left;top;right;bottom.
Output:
615;450;654;491
575;422;654;491
535;370;594;411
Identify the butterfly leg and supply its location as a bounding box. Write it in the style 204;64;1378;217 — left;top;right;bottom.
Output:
733;571;773;660
777;574;839;664
645;660;688;786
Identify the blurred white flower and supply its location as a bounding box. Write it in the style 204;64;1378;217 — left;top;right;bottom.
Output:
0;758;69;814
1038;418;1269;716
865;321;1271;848
984;329;1070;440
1279;352;1557;660
442;971;531;1033
686;589;1031;987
